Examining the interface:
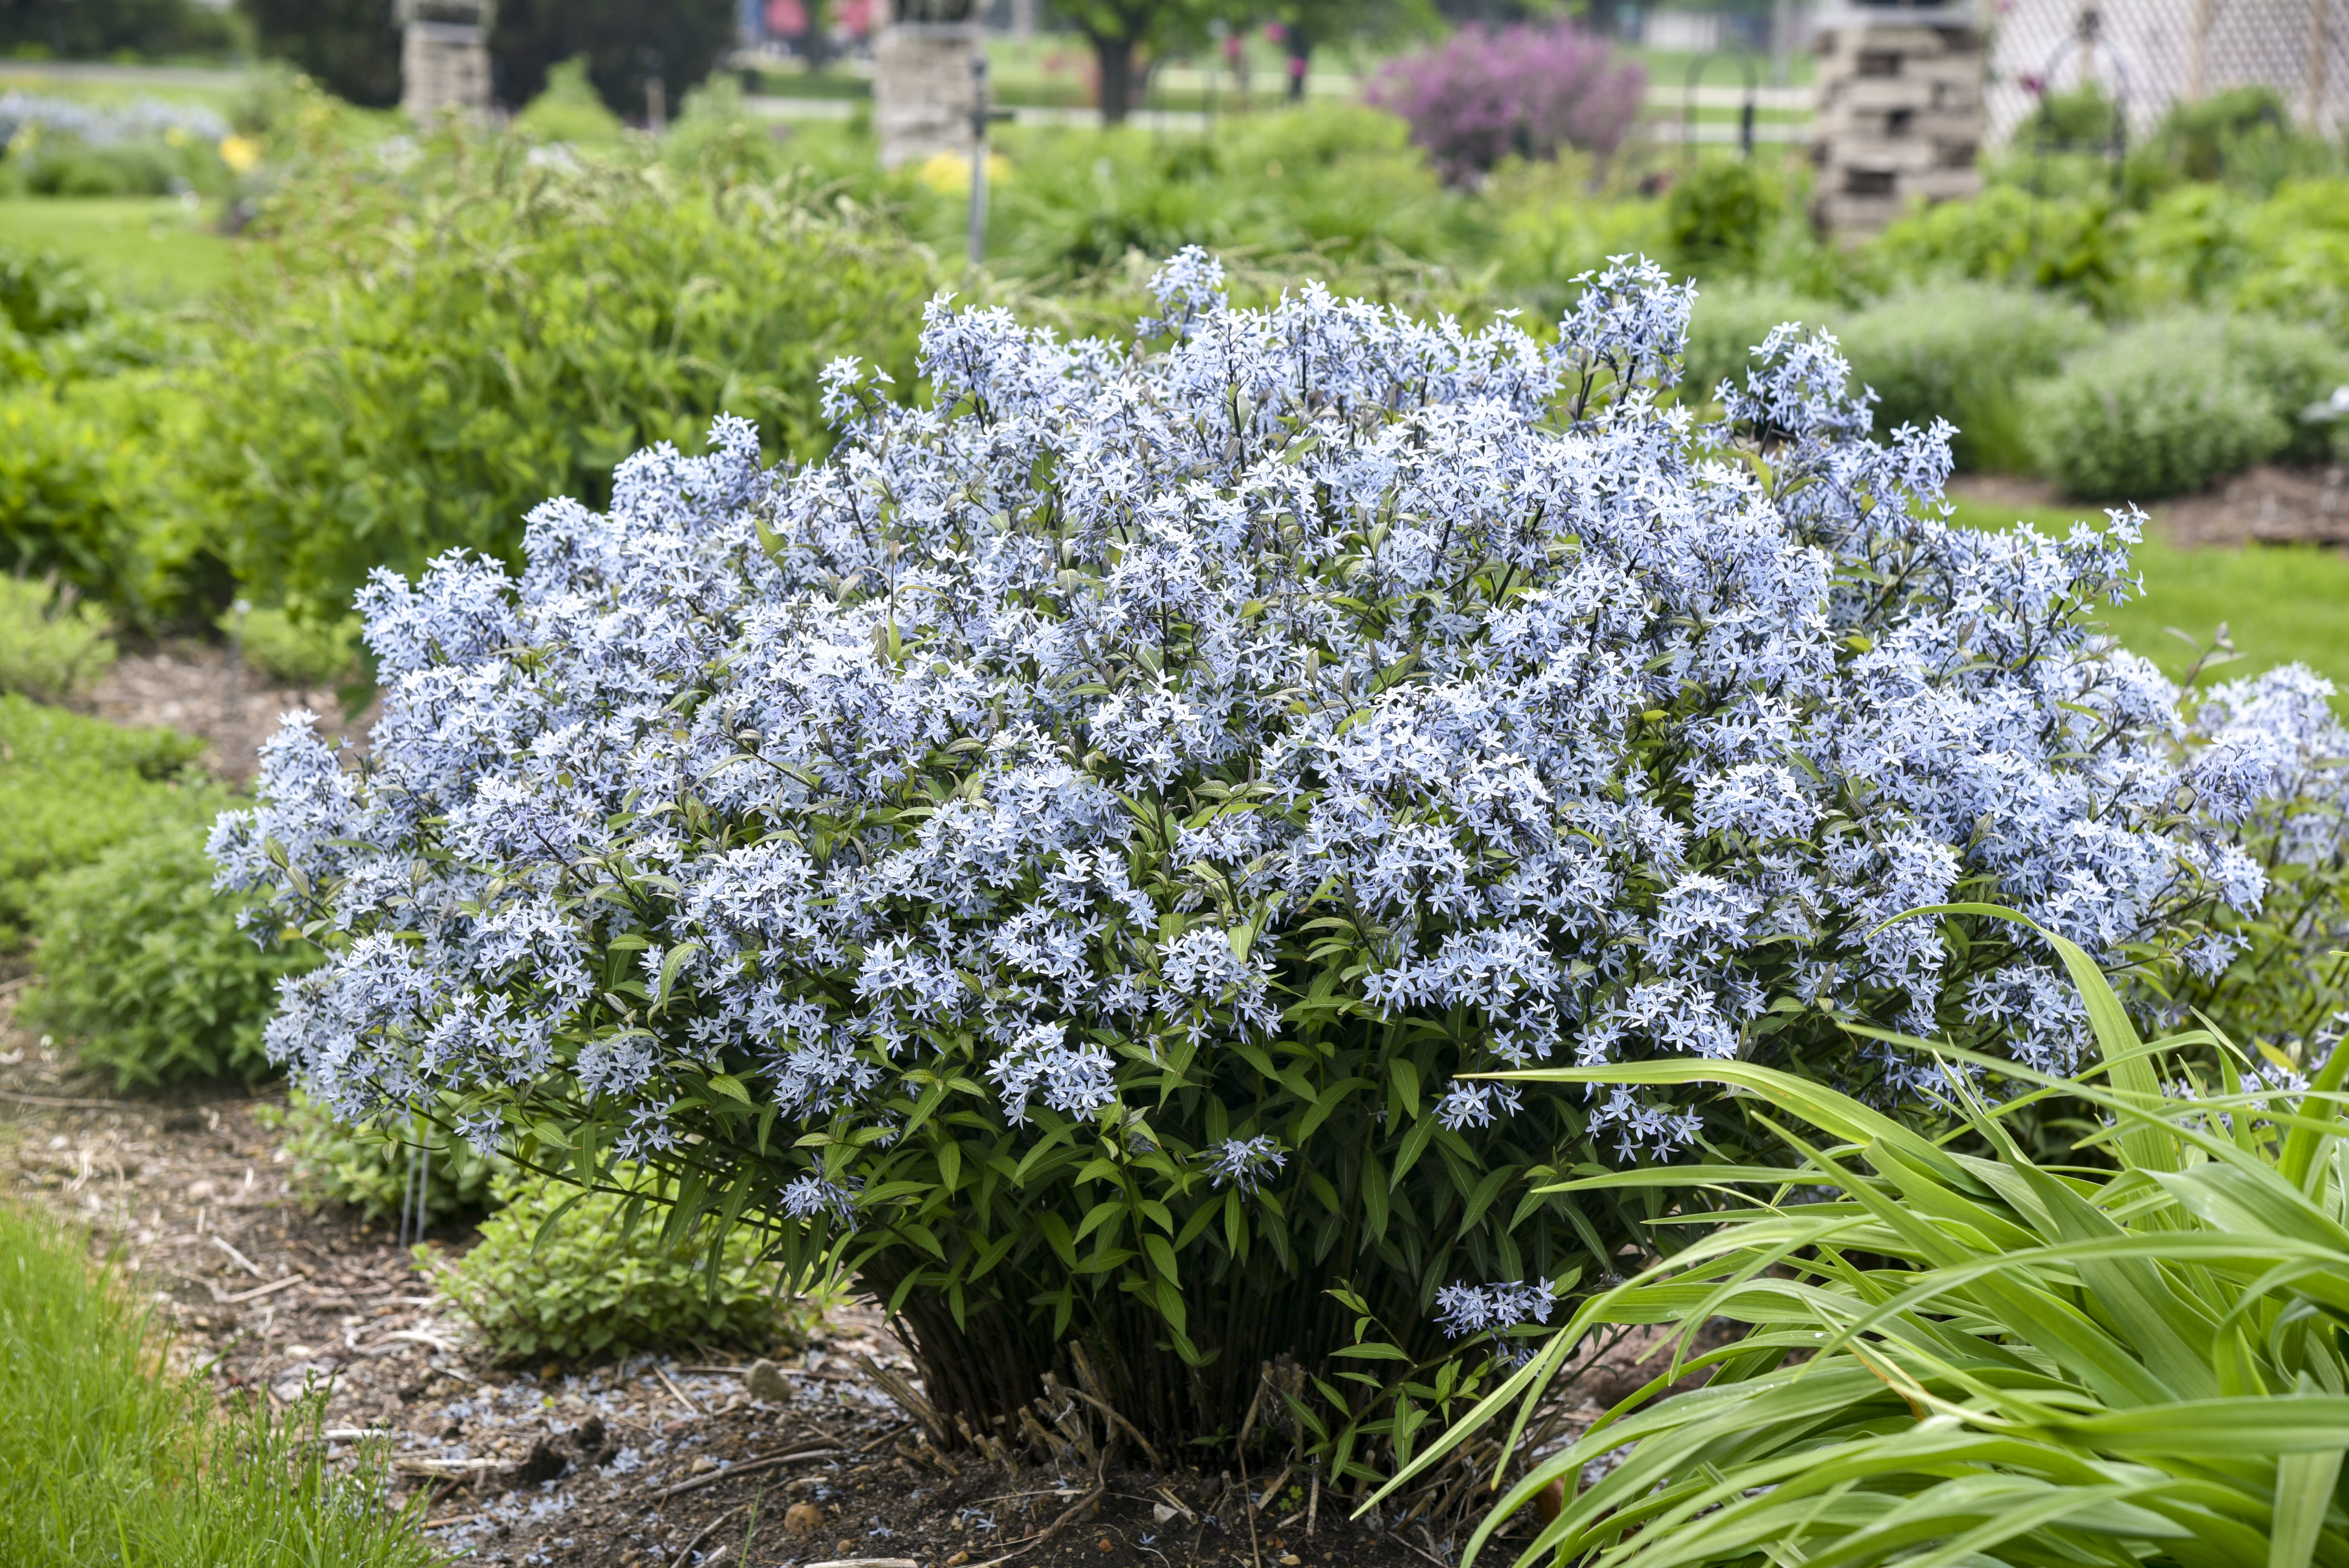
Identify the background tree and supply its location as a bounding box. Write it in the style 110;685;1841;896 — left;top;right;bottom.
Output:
1051;0;1226;125
1;0;239;61
239;0;401;109
490;0;740;118
1270;0;1436;101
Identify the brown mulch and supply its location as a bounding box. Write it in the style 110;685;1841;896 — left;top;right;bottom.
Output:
1948;465;2349;551
2157;464;2349;550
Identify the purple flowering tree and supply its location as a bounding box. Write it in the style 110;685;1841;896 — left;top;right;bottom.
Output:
216;252;2299;1460
1368;24;1647;185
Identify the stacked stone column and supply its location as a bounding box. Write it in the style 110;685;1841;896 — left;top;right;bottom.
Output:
1811;4;1986;233
874;0;980;169
398;0;495;125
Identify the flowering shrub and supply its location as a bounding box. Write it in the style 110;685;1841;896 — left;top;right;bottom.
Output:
2170;665;2349;1052
219;252;2282;1454
1368;25;1645;185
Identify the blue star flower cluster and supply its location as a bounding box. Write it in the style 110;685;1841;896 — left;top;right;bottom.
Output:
212;253;2333;1365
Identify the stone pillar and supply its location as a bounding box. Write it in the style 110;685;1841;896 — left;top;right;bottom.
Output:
873;0;980;169
399;0;495;125
1810;3;1984;234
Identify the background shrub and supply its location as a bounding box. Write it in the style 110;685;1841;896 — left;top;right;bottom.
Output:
0;376;209;625
511;56;626;148
23;826;312;1089
1871;184;2125;312
436;1170;806;1363
990;107;1481;281
1835;283;2100;470
264;1090;509;1226
2217;311;2349;465
0;696;211;951
2022;315;2288;499
1368;23;1644;184
186;141;939;618
0;574;116;703
1663;160;1786;276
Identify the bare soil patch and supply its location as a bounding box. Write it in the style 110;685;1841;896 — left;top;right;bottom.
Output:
1949;466;2349;550
84;639;376;786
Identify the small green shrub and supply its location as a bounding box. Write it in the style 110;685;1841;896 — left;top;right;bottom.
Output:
1836;283;2100;470
1871;184;2126;311
0;695;212;950
2218;312;2349;465
0;375;210;625
0;574;116;702
0;248;105;341
1664;158;1787;276
224;605;365;689
15;141;187;199
987;106;1483;284
1408;915;2349;1567
2022;315;2289;499
437;1169;807;1362
2129;84;2338;197
264;1089;509;1226
1488;160;1668;320
511;56;625;146
23;827;312;1089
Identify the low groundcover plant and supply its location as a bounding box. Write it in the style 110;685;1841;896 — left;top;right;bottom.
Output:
215;251;2334;1459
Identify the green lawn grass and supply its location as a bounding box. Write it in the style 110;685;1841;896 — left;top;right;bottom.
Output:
0;196;239;301
0;1202;434;1567
1944;496;2349;699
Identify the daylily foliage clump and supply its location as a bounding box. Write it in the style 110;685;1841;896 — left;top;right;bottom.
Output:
216;252;2312;1451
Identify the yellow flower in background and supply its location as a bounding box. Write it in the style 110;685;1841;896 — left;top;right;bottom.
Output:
164;126;188;147
916;149;1010;195
218;134;261;174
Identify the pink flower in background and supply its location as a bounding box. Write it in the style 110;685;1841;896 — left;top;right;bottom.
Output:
1369;23;1647;184
766;0;807;32
836;0;873;37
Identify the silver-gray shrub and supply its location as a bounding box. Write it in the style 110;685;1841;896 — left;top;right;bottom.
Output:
214;252;2318;1454
2021;311;2348;499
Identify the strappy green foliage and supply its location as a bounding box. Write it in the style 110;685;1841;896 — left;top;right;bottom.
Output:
1381;908;2349;1566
